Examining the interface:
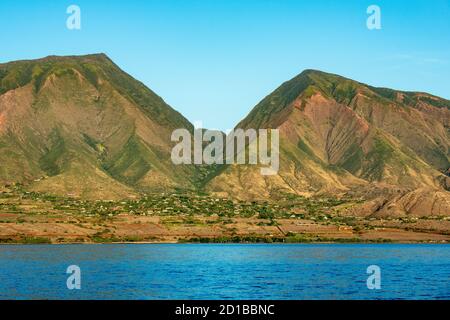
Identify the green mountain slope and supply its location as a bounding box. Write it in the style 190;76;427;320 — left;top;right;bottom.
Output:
0;54;197;199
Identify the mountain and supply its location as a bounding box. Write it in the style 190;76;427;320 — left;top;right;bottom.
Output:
1;55;449;216
206;70;450;216
0;54;198;199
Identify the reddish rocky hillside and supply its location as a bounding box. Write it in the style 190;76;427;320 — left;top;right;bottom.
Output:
207;70;450;217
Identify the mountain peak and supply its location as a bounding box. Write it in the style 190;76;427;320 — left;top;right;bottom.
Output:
298;68;334;76
0;54;195;198
0;53;116;96
294;69;450;108
0;53;192;129
0;53;112;67
238;66;450;131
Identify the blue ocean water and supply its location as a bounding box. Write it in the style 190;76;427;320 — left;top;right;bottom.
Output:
0;244;448;300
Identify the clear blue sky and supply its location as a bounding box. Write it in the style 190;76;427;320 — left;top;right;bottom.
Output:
1;0;449;130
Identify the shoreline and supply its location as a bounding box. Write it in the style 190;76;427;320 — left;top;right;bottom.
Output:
2;214;449;245
1;239;448;245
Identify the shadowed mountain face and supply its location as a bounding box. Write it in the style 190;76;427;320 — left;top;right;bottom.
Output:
1;55;449;216
0;54;198;199
207;70;450;216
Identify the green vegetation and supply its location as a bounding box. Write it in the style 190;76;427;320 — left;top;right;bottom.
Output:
0;236;53;244
339;144;364;174
102;135;151;185
297;138;315;157
181;234;393;244
38;129;66;176
0;61;34;95
419;96;450;109
2;184;352;219
363;137;394;181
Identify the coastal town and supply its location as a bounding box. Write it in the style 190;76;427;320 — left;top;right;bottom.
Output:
1;184;448;244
